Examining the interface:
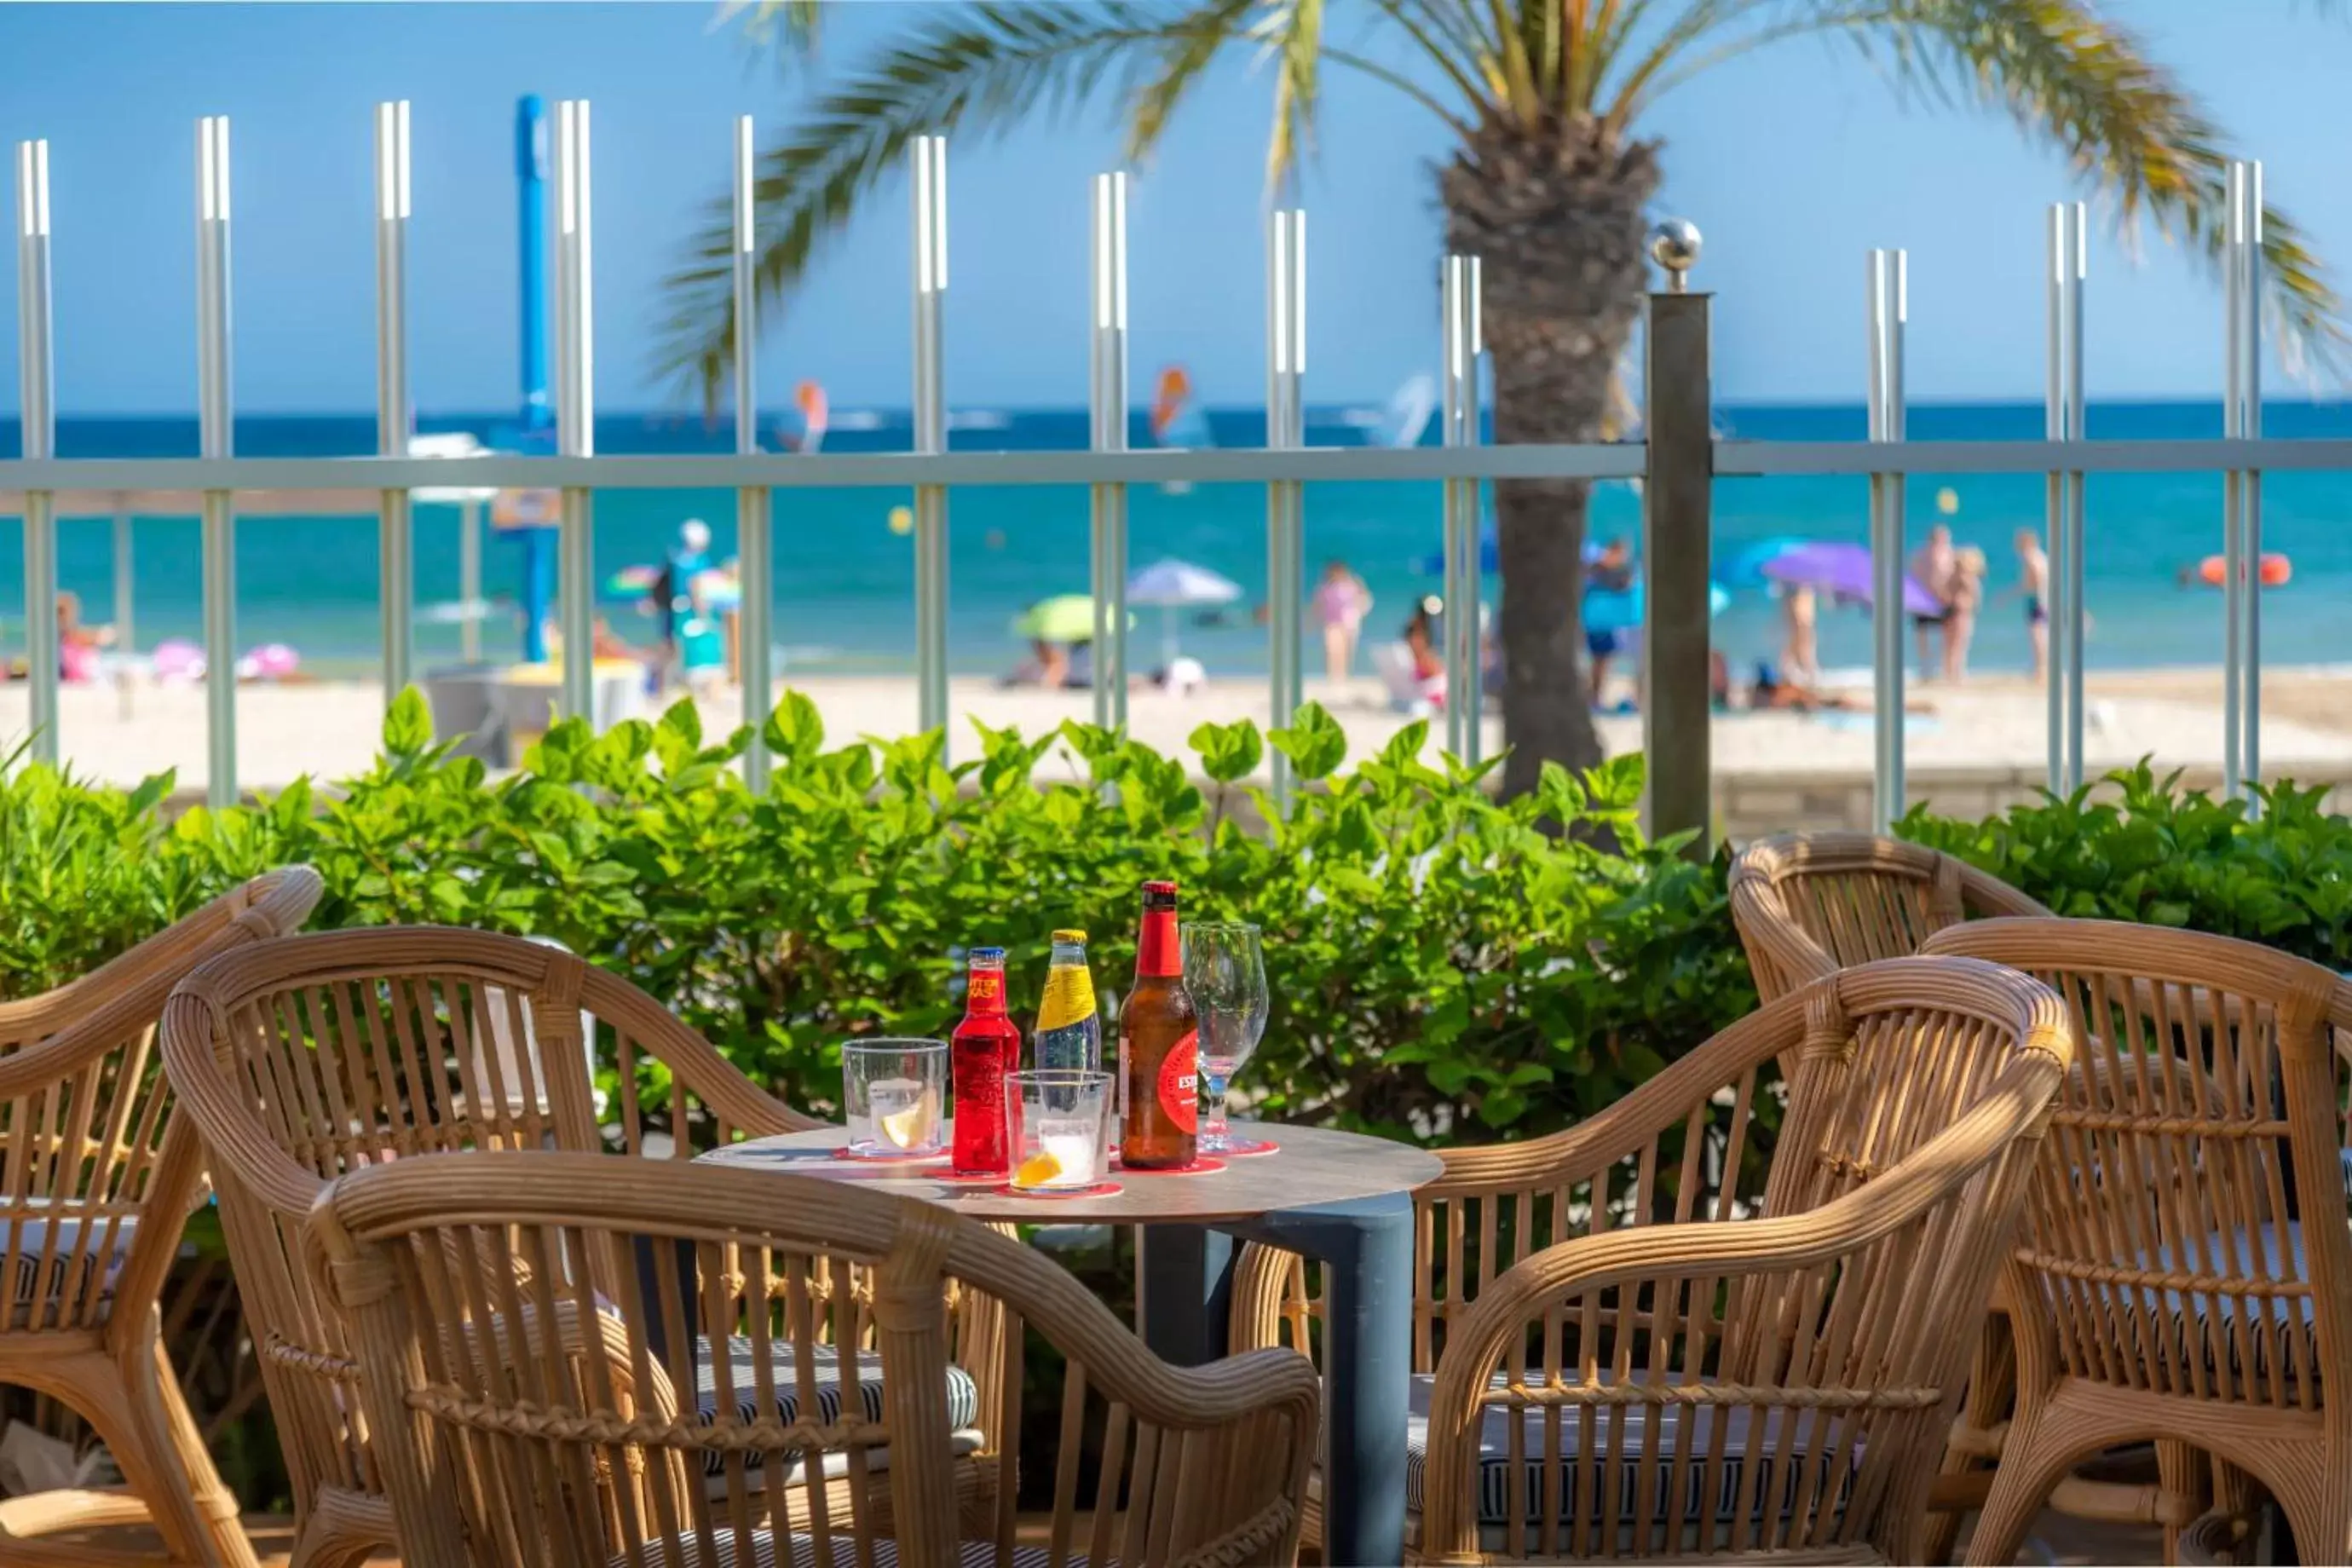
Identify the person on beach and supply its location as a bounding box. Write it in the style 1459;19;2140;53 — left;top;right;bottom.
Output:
1777;583;1820;688
2013;527;2050;677
1403;597;1446;705
1910;524;1958;678
1313;560;1375;683
651;519;713;685
1002;637;1070;689
1943;545;1987;682
1584;536;1636;706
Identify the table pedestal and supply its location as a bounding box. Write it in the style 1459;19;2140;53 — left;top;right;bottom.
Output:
1138;1192;1414;1568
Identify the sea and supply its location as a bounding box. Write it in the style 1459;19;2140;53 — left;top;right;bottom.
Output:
3;399;2350;682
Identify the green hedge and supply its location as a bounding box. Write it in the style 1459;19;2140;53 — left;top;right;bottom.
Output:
0;690;1752;1143
1898;762;2352;969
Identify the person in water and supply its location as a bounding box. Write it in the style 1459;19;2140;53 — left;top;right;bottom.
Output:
2013;527;2049;678
1909;523;1958;678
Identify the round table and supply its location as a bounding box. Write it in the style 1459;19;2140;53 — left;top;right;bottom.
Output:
700;1121;1442;1567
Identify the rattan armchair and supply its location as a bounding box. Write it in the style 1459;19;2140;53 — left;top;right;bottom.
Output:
159;926;916;1568
1921;918;2352;1565
1728;831;2049;1004
0;867;322;1568
1232;954;2072;1562
307;1150;1319;1568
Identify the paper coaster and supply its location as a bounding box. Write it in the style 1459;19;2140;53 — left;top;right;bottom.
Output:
827;1146;948;1164
1206;1136;1279;1157
993;1180;1122;1200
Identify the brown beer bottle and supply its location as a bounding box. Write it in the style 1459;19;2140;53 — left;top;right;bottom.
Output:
1120;879;1199;1169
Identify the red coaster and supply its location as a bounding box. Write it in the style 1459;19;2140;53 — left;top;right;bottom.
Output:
931;1167;1017;1185
1115;1154;1227;1177
1207;1136;1279;1157
992;1180;1122;1200
828;1145;949;1164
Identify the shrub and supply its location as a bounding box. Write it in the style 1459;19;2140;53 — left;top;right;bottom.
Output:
1898;761;2352;968
0;689;1755;1144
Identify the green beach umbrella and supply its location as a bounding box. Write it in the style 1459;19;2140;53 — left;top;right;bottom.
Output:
1012;595;1133;643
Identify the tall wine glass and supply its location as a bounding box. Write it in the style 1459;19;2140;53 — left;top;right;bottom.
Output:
1181;920;1271;1156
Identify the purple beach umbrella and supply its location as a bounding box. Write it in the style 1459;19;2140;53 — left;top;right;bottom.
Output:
1758;541;1941;616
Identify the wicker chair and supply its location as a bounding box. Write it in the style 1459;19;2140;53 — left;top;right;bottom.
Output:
1728;831;2049;1004
162;927;994;1568
1919;918;2352;1565
0;867;322;1568
1231;954;2072;1562
307;1150;1320;1568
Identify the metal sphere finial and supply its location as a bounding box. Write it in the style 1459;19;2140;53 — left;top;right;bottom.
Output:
1648;217;1702;291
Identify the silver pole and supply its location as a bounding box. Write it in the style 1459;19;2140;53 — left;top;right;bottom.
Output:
458;498;481;662
112;500;134;658
1088;170;1130;730
1265;208;1306;800
1866;249;1907;831
735;114;775;787
554;100;596;725
909;135;950;747
2240;163;2264;800
1440;255;1484;761
2043;205;2067;797
375;101;414;706
2061;202;2087;793
15;140;58;766
196;116;237;807
2222;164;2245;800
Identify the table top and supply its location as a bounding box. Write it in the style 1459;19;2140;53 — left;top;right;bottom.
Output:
695;1121;1444;1224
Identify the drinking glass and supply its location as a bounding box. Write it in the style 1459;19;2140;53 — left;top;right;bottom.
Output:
1005;1069;1115;1194
841;1039;948;1158
1181;921;1271;1156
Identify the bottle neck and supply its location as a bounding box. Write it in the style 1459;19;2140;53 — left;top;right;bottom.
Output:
965;963;1009;1016
1135;908;1181;979
1049;942;1087;970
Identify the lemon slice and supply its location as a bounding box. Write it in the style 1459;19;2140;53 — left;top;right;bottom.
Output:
1013;1150;1064;1189
879;1098;933;1150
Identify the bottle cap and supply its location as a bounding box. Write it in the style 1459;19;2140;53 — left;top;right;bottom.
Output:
969;947;1006;963
1051;929;1087;945
1141;879;1178;895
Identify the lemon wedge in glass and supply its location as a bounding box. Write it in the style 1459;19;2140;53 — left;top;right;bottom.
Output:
1012;1150;1064;1189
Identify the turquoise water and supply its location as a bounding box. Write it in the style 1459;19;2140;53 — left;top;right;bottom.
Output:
3;400;2349;679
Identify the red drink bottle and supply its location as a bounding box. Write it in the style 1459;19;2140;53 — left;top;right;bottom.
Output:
951;947;1023;1176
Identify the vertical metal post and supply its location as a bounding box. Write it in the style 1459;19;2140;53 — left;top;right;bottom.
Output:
1439;256;1484;763
1265;208;1306;802
1865;249;1907;832
734;115;775;787
458;499;481;662
1641;285;1713;856
2222;164;2245;801
1088;171;1131;730
2043;205;2069;798
554;100;596;724
2222;161;2264;804
375;101;414;706
196;116;237;807
2061;202;2087;793
909;135;950;747
14;141;58;766
112;502;134;657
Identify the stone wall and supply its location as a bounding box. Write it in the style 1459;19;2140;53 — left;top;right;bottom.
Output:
1717;761;2352;845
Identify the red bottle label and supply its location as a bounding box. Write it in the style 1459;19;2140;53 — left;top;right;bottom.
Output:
1157;1029;1199;1134
968;970;1004;1008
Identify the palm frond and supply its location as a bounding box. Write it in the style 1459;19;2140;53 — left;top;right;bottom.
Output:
656;3;1242;402
716;0;824;66
1253;0;1329;188
1613;0;2343;366
1127;0;1259;164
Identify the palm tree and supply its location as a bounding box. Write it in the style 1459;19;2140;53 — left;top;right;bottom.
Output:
663;0;2338;798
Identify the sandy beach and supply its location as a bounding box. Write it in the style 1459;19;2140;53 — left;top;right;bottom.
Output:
7;665;2350;831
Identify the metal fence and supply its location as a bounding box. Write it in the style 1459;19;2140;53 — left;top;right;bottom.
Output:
3;106;2339;838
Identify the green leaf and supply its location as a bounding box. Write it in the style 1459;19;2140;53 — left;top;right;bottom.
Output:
383;687;433;756
1187;718;1264;785
1267;703;1346;781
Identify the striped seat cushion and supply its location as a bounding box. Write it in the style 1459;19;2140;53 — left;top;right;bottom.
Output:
1401;1371;1860;1531
691;1340;982;1478
618;1533;1064;1568
2;1213;132;1328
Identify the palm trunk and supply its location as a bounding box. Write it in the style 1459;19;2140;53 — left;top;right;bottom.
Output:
1442;118;1659;800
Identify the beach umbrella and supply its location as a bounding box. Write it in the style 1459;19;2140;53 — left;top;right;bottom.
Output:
1722;534;1814;586
604;563;662;597
1126;557;1242;664
1757;540;1940;615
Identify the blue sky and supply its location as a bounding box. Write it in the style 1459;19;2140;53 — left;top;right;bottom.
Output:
1;0;2347;414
